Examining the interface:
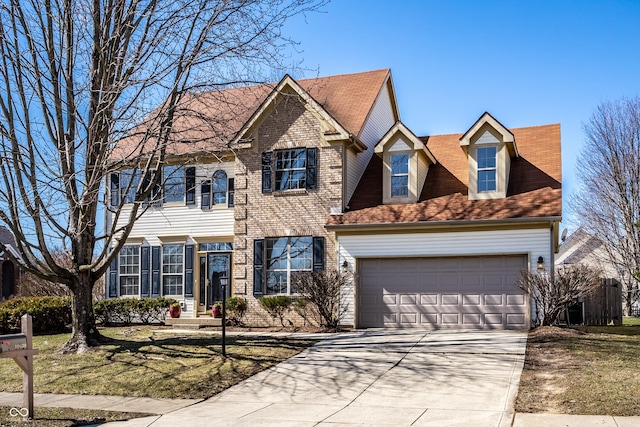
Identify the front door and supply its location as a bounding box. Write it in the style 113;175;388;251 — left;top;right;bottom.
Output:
198;253;231;312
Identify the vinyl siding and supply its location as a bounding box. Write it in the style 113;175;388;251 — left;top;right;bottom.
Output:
108;162;235;244
346;84;396;206
337;227;551;326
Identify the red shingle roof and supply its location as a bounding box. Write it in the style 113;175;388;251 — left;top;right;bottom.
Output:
332;123;561;226
112;70;390;160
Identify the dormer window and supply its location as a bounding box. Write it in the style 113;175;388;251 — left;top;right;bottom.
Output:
391;154;409;197
477;147;497;192
460;112;518;200
374;122;437;205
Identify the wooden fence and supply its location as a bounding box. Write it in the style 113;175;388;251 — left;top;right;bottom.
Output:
567;278;622;326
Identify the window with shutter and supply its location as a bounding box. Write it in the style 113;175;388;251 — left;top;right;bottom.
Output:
212;170;227;205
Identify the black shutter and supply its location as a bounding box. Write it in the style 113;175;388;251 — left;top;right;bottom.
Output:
185;244;194;297
261;151;272;193
151;246;161;296
313;236;325;272
141;246;150;297
110;174;120;207
201;180;211;208
253;239;264;296
306;148;318;190
108;249;118;297
186;167;196;205
228;178;235;207
152;169;162;206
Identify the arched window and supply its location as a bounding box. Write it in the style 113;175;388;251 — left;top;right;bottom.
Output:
212;170;227;205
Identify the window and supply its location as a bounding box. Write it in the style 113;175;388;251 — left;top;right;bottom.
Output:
275;149;307;191
265;237;312;294
163;165;185;203
212;170;227;205
120;169;140;204
262;148;317;193
477;147;497;192
390;154;409;197
162;244;183;295
199;242;233;252
119;246;140;296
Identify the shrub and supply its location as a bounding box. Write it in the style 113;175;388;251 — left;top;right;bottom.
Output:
292;270;349;331
225;297;248;325
258;295;292;327
93;297;176;326
0;296;71;334
516;264;602;327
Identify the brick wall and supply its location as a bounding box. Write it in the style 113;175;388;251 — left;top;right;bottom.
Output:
233;95;342;327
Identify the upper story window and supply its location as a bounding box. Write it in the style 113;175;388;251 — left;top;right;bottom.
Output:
477;147;497;192
262;148;318;193
164;165;185;203
390;154;409;198
201;170;234;209
110;166;195;207
212;170;228;205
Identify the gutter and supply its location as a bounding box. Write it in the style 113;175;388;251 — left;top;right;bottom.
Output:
325;216;563;233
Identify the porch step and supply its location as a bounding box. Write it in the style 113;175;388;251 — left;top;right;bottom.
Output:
165;317;222;329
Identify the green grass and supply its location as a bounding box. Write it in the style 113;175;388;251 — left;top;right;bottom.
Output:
517;325;640;416
0;406;148;427
623;316;640;326
0;326;316;399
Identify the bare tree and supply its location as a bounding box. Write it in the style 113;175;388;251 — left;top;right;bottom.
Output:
573;97;640;315
0;0;325;352
293;270;349;331
516;265;602;327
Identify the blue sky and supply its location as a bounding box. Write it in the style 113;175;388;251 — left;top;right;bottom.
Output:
283;0;640;231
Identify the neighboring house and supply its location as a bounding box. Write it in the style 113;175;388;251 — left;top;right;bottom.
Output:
106;69;562;329
0;226;20;300
555;228;617;276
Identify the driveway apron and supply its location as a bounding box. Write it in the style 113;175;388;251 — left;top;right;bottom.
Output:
113;329;527;427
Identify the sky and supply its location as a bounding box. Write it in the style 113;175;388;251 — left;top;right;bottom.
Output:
282;0;640;232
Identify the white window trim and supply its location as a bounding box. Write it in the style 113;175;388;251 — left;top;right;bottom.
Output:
119;245;140;297
161;244;184;296
265;236;312;295
477;146;497;193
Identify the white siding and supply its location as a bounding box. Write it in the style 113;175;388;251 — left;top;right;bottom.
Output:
108;161;235;244
337;227;551;326
346;84;396;205
417;154;429;198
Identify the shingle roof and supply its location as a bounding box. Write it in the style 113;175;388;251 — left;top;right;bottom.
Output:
331;123;561;226
112;69;390;159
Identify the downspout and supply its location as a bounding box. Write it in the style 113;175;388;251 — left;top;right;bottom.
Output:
549;220;556;280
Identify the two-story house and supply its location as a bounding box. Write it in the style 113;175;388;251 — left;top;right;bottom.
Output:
106;69;562;329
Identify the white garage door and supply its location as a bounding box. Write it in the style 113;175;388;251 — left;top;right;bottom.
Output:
357;255;528;329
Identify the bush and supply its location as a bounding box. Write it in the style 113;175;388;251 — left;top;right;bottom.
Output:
225;297;248;325
93;297;176;326
258;295;292;327
516;264;602;327
292;270;349;331
0;296;71;334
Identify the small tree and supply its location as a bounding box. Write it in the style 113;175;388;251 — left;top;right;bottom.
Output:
516;265;602;327
293;270;349;331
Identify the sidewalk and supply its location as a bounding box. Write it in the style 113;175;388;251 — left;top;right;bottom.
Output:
3;392;640;426
0;391;200;415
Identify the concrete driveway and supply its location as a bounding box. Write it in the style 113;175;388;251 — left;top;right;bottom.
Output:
117;329;527;426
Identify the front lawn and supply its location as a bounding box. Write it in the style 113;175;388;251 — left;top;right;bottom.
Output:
0;327;316;399
516;325;640;416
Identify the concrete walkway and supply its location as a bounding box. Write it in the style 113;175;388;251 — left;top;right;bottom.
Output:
3;329;638;426
102;329;527;426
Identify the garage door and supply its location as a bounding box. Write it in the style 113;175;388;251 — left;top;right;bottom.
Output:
357;255;528;329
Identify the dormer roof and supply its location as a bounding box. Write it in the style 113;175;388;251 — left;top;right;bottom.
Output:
330;123;561;227
460;112;518;158
374;121;437;164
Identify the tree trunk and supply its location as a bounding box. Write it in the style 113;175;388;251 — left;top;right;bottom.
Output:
62;272;101;353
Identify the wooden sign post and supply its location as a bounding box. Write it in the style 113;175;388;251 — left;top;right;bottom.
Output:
0;314;39;419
